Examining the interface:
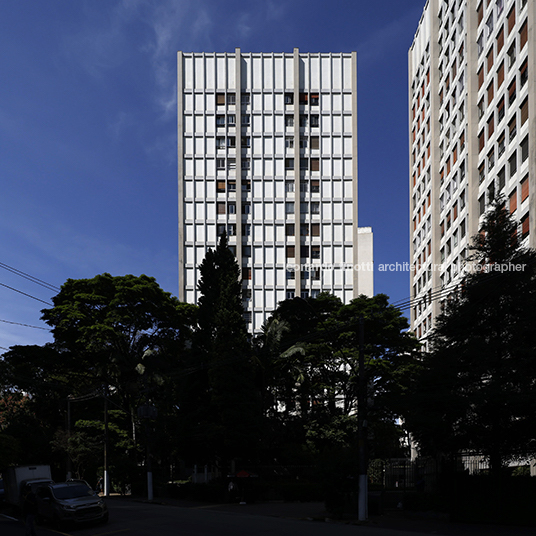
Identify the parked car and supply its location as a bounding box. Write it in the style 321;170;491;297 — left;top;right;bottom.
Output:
35;482;108;526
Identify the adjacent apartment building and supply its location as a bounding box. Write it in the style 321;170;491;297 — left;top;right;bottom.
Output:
178;48;373;333
409;0;534;343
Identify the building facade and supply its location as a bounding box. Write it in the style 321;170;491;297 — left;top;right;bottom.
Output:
409;0;534;343
178;48;373;333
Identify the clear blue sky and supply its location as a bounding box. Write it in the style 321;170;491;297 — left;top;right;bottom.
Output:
0;0;426;349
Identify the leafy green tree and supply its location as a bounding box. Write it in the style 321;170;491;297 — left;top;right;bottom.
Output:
404;200;536;476
257;293;419;462
180;234;260;466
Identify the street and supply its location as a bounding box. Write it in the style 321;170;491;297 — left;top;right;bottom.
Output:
0;498;412;536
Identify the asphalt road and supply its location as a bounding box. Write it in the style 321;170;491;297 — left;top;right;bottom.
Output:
3;498;536;536
0;498;428;536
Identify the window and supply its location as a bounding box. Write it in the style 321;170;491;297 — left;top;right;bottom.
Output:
497;61;504;87
496;0;504;15
509;151;517;177
285;158;294;170
286;269;295;279
242;180;251;192
299;93;308;105
497;27;504;53
285;115;294;127
487;114;494;137
217;224;226;236
509;116;517;141
216;158;225;170
311;202;320;214
285;202;294;214
310;158;320;171
300;201;308;213
299;115;308;127
241;114;250;125
521;212;529;238
488;148;495;170
311;223;320;236
478;98;485;120
520;21;528;49
509;80;516;105
216;93;225;105
507;6;516;34
241;93;250;105
227;93;236;105
300;245;309;258
216;115;225;126
216;180;225;193
285;137;294;148
311;246;320;259
227;115;236;126
243;245;251;257
478;130;485;152
521;175;529;202
299;137;308;149
498;132;505;157
285;223;295;236
520;60;528;87
497;97;505;122
228;203;236;214
498;167;506;191
242;268;251;280
227;136;236;148
487;47;494;72
477;34;484;56
228;224;236;236
242;288;252;300
241;136;250;148
216;137;225;149
521;136;528;163
509;188;517;213
508;44;516;67
228;158;236;170
227;180;236;192
487;81;494;105
242;223;251;235
310;93;319;106
311;136;319;150
479;194;486;215
310;115;319;127
285;181;294;193
311;179;320;193
241;159;250;170
521;98;528;125
217;202;226;215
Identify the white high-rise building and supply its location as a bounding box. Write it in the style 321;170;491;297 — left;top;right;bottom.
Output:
409;0;534;343
178;48;373;332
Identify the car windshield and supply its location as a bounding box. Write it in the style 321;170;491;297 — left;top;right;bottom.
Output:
52;484;93;500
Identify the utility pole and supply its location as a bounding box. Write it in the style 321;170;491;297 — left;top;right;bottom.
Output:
104;384;110;497
357;315;368;521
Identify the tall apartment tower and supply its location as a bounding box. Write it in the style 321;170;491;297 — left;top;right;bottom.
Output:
178;48;373;332
409;0;534;343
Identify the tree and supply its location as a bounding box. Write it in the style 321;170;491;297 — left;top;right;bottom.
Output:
257;293;420;462
404;200;536;475
180;234;261;466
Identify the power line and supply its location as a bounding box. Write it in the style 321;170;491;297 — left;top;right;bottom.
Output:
0;318;50;331
0;282;53;306
0;262;60;292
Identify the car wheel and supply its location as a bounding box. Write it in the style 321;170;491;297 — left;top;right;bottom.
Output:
102;512;109;524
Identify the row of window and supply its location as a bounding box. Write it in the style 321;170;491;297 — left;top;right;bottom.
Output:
214;135;322;150
215;92;322;107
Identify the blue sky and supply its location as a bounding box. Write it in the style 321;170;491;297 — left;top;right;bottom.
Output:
0;0;426;349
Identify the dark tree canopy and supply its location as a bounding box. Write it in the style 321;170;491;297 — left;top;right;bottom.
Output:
404;200;536;474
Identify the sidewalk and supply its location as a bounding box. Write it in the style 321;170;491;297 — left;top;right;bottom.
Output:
111;495;536;536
